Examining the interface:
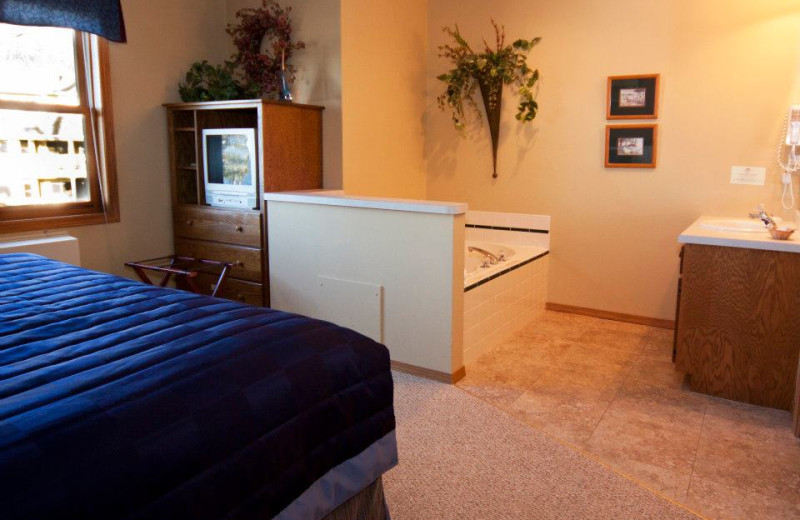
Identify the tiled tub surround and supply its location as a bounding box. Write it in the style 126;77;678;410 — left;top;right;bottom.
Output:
463;211;550;365
465;210;550;249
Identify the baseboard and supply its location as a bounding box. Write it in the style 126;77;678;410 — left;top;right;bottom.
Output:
545;302;675;330
391;360;466;384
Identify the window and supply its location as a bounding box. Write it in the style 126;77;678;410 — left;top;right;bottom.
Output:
0;23;118;232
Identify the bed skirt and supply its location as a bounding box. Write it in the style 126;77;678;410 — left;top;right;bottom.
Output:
274;430;396;520
322;477;389;520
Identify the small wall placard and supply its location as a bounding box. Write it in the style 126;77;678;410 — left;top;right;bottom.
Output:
605;124;657;168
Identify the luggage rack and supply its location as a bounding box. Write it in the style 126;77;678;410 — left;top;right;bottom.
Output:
125;255;238;297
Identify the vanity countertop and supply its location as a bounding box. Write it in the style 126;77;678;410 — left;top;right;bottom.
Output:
679;216;800;254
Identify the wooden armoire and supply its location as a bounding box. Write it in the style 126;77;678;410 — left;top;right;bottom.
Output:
164;99;323;306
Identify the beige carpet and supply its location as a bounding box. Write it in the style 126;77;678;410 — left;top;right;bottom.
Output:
383;372;701;520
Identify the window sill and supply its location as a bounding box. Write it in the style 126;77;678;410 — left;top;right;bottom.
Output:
0;210;120;234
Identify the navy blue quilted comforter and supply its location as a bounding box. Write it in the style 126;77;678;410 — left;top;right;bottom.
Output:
0;254;395;519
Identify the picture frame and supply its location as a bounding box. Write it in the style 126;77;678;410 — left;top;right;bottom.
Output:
605;124;657;168
607;74;659;119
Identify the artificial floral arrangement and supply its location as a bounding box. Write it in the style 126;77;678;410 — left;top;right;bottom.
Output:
437;21;541;177
179;0;304;102
227;0;305;98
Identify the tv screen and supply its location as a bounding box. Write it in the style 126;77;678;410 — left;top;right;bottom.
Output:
205;133;254;187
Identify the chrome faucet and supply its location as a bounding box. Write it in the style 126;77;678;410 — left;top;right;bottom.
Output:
468;246;502;266
748;204;777;228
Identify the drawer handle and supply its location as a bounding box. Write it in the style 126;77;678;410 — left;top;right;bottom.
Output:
234;225;244;232
236;294;245;301
186;219;194;226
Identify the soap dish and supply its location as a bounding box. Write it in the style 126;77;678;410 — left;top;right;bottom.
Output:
768;226;796;240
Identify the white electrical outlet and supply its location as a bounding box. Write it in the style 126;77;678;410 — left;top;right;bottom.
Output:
730;166;766;186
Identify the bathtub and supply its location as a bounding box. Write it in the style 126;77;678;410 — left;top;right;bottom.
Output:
464;240;549;290
462;240;550;365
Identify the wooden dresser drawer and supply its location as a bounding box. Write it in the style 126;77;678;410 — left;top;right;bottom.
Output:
193;274;263;306
174;238;262;282
174;206;261;247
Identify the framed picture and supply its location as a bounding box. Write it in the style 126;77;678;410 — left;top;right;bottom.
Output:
605;124;657;168
607;74;659;119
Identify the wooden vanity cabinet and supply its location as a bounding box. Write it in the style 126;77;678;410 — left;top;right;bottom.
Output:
795;365;800;437
164;100;323;306
675;244;800;423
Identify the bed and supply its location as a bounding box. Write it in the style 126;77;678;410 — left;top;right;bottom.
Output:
0;253;397;520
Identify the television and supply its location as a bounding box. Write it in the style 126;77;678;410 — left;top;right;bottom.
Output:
202;128;258;209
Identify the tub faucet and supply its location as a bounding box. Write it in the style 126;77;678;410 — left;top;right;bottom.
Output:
468;246;501;265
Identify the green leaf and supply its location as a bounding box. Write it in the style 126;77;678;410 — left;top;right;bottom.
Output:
178;60;250;101
437;20;541;133
452;24;469;47
512;39;529;50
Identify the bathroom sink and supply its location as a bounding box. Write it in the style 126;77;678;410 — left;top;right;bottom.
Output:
699;218;780;233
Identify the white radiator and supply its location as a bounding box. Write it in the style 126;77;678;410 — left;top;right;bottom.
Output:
0;234;81;266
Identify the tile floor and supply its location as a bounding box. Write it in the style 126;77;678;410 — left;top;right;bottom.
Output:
456;310;800;520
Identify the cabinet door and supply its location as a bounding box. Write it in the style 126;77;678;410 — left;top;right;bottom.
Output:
261;104;323;192
677;244;800;410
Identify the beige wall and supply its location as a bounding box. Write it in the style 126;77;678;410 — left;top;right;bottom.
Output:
226;0;427;197
425;0;800;320
340;0;428;199
225;0;343;189
44;0;800;323
60;0;229;276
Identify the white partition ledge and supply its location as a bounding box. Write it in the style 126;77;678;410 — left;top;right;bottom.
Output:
267;196;466;382
265;189;467;215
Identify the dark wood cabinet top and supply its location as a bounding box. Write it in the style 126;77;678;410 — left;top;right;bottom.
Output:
163;99;324;111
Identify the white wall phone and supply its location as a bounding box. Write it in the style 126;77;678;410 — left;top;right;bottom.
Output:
778;105;800;209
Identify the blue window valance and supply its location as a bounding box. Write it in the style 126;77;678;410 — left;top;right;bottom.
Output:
0;0;126;42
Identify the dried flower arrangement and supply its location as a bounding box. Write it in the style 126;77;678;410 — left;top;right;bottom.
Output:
179;0;304;102
437;21;541;177
227;0;305;98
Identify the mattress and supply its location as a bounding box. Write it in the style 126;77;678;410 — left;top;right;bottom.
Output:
0;253;397;519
